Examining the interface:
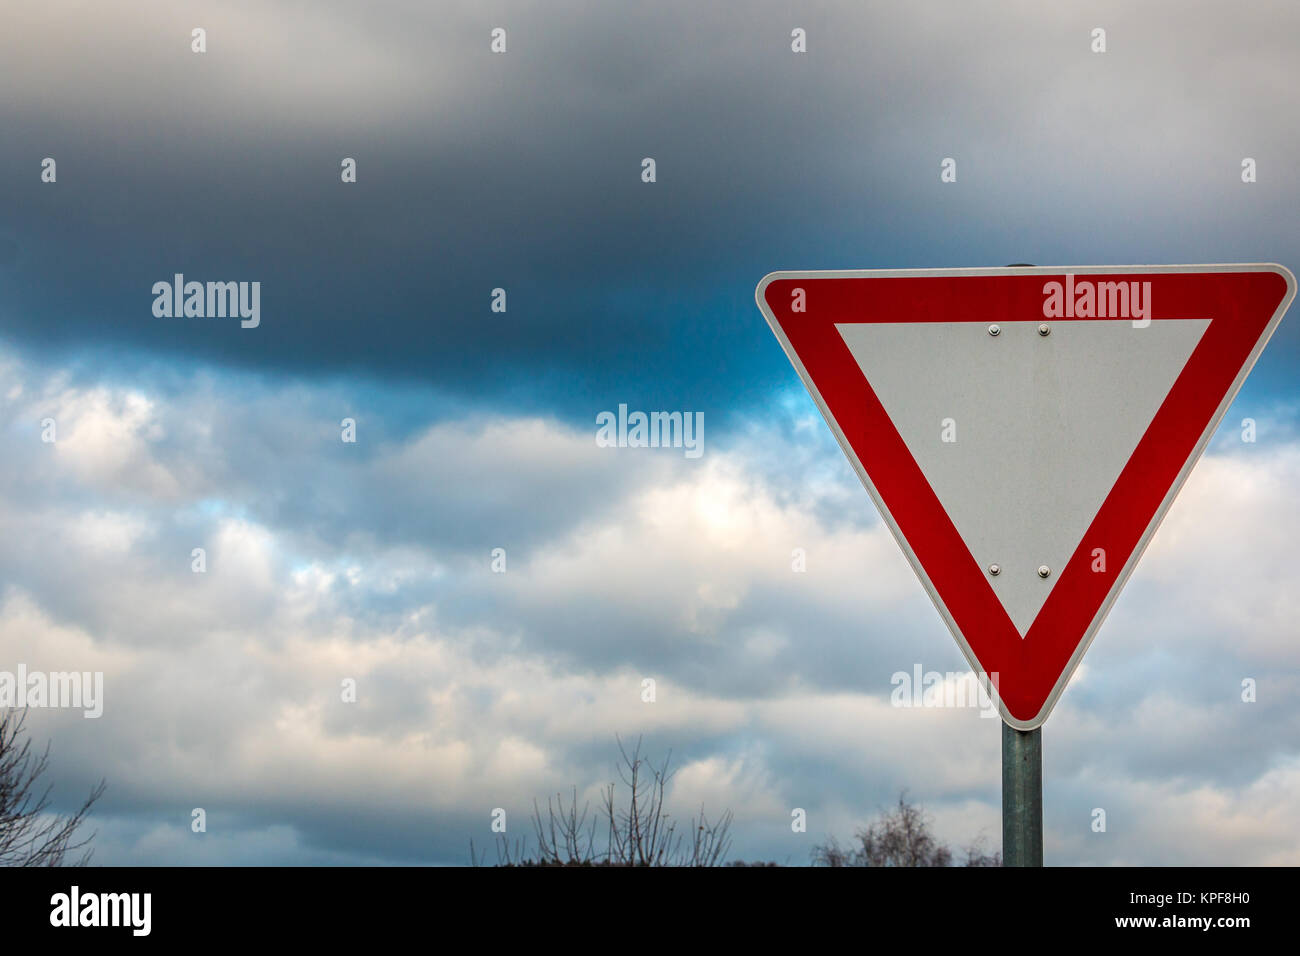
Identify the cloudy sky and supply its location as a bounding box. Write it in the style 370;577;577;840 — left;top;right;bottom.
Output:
2;0;1298;865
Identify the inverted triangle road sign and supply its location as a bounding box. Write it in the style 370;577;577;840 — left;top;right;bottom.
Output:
756;264;1295;729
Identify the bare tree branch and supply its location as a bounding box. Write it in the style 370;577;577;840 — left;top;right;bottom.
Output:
0;708;105;867
811;790;1001;867
482;737;735;866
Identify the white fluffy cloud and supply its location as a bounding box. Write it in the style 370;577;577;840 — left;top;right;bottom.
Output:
1;349;1298;865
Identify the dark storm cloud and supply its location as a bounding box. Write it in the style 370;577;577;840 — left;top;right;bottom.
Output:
4;0;1300;424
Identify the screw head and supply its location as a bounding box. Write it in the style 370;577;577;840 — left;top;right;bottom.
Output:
988;564;1001;576
1037;565;1051;578
988;324;1001;336
1038;323;1051;336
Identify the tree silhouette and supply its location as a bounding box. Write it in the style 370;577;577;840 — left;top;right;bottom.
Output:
812;791;1000;867
0;708;105;866
475;737;737;867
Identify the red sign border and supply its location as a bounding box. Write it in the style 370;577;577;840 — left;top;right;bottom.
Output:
757;264;1295;728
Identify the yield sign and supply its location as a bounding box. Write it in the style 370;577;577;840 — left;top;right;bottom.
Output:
756;265;1295;729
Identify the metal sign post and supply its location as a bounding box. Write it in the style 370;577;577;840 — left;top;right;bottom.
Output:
999;265;1043;869
1002;722;1043;866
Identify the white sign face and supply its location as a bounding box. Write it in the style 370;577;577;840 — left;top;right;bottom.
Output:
757;265;1296;727
836;317;1210;636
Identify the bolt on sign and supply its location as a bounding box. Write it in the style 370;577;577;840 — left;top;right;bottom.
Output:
756;265;1295;729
